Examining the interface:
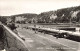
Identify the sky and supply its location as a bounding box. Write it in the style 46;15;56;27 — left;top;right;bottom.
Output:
0;0;80;16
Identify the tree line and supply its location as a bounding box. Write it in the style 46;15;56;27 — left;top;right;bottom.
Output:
0;6;80;24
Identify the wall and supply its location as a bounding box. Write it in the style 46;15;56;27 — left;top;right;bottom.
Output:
2;24;28;51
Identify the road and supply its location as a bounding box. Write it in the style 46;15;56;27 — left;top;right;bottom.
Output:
17;27;80;51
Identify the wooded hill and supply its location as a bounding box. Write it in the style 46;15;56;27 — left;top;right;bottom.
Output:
1;6;80;24
37;6;80;23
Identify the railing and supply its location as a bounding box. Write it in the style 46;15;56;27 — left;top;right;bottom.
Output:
2;24;28;51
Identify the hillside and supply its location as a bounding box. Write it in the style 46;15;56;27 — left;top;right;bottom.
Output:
37;6;80;23
12;13;37;19
0;6;80;24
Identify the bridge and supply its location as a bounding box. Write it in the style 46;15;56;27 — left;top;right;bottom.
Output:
27;26;80;39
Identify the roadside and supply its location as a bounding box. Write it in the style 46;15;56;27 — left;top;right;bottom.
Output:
16;27;79;51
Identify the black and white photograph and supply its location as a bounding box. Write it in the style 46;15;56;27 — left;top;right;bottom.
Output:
0;0;80;51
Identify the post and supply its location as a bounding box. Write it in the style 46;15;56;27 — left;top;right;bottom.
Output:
34;25;37;33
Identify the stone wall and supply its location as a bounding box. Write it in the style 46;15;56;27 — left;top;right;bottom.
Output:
2;25;28;51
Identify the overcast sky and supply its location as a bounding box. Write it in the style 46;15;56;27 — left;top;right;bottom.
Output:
0;0;80;16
